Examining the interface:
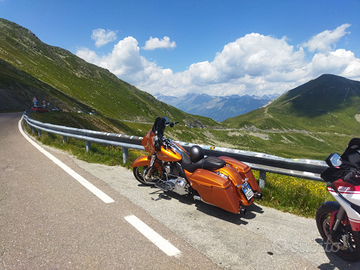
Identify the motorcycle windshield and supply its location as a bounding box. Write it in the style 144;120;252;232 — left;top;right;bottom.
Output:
152;117;167;139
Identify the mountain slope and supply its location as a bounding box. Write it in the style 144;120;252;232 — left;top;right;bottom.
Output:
0;58;94;112
155;93;273;121
224;74;360;135
0;18;218;127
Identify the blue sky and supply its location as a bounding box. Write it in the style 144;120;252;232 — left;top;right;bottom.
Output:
1;0;360;97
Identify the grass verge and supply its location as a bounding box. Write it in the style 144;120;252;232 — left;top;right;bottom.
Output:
252;171;334;218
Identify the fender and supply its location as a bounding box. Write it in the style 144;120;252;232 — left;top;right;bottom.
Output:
321;200;341;211
131;155;151;167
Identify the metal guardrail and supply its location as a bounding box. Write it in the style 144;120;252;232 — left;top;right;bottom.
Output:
22;113;328;186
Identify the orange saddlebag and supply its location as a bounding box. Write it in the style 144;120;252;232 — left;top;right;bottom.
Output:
219;156;261;193
188;169;240;213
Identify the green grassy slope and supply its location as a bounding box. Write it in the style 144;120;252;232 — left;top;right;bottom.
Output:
0;18;218;127
224;74;360;134
221;74;360;158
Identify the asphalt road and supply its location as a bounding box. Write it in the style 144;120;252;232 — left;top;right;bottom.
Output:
1;112;360;269
0;113;219;269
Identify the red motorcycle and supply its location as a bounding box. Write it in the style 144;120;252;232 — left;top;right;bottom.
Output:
131;117;262;214
317;138;360;261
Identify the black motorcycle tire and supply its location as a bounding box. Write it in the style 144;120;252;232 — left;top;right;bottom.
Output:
133;166;159;186
316;203;360;262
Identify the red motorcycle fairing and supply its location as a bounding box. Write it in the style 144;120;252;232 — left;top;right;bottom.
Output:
328;179;360;231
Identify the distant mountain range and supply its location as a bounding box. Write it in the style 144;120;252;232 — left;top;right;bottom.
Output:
155;93;279;122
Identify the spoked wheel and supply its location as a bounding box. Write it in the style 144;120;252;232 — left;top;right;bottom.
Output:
133;166;160;186
316;204;360;261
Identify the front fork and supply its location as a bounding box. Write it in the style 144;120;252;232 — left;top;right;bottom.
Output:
329;206;352;250
144;154;156;180
331;206;346;232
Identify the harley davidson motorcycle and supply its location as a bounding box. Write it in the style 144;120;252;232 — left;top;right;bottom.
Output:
316;138;360;261
131;117;262;214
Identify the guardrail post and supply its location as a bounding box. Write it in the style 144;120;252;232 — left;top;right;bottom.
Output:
123;147;128;164
32;127;36;134
259;170;266;188
38;129;42;137
63;136;67;143
86;141;91;152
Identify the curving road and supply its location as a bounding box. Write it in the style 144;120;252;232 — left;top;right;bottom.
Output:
0;113;218;269
1;112;359;269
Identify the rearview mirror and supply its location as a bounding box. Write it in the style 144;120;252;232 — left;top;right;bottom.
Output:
325;153;342;167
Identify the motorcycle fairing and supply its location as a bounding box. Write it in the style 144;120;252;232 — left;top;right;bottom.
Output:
333;180;360;205
142;130;155;154
328;182;360;231
329;196;360;231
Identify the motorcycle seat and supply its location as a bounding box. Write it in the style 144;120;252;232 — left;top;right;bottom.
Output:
182;156;226;173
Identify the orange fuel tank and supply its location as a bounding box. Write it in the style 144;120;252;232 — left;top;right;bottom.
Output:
156;146;182;162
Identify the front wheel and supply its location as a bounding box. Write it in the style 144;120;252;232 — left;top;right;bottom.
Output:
316;203;360;261
133;166;160;186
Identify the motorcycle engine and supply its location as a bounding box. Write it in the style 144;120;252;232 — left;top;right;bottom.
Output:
165;163;180;175
166;177;189;195
161;162;189;195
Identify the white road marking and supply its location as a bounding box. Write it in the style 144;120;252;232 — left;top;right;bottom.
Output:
18;117;115;203
125;215;181;257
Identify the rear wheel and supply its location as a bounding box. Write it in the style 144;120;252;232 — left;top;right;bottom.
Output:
316;204;360;261
133;166;160;186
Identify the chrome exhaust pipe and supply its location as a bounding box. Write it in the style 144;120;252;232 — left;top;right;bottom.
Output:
193;195;217;207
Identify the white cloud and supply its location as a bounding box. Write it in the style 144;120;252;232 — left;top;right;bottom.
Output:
77;25;360;98
303;24;351;53
308;49;360;78
142;36;176;50
91;28;117;48
190;33;305;84
77;36;163;84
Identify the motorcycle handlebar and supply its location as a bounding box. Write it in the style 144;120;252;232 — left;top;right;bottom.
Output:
344;170;357;182
166;121;179;128
342;166;360;182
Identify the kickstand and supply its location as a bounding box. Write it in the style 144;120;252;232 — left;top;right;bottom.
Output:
152;193;171;201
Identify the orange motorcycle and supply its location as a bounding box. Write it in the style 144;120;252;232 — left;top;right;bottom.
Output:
131;117;262;214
